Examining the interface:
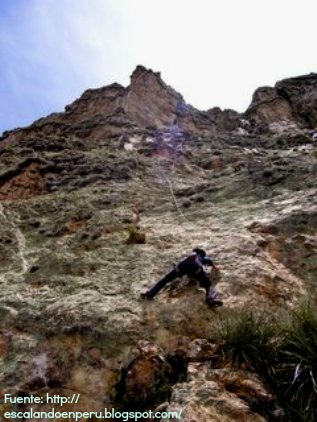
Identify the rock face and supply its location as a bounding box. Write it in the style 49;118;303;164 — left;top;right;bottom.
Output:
276;74;317;128
0;158;48;200
2;66;217;146
245;73;317;134
206;107;242;132
0;66;317;421
165;365;283;422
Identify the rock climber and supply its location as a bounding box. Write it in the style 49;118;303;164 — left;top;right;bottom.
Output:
140;248;222;306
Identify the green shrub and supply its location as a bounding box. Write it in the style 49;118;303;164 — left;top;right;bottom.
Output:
211;309;279;376
125;224;146;244
274;302;317;419
209;303;317;421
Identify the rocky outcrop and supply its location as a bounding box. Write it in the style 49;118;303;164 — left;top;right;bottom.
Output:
0;158;48;200
245;73;317;134
245;87;295;133
1;66;217;145
165;365;283;422
124;66;184;128
206;107;243;132
276;73;317;128
123;66;217;134
249;209;317;293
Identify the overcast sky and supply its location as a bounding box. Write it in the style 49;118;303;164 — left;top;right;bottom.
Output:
1;0;317;134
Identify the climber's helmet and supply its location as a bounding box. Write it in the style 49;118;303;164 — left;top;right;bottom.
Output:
192;248;206;257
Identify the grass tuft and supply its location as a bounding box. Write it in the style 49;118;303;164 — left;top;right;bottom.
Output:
275;302;317;420
211;309;279;378
209;303;317;421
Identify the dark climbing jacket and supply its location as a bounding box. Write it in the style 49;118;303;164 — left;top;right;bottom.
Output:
175;252;213;276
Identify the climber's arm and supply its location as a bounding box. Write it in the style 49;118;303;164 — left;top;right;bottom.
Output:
202;256;216;268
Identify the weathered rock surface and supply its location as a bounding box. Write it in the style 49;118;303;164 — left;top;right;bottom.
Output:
1;66;217;147
164;364;283;422
1;66;317;421
245;73;317;134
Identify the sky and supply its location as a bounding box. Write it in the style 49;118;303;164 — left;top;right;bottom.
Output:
1;0;317;134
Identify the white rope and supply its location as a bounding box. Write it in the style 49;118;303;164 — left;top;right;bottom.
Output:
157;168;190;222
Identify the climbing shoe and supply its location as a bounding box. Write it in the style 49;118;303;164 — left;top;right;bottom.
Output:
207;298;223;307
206;292;223;307
140;290;153;300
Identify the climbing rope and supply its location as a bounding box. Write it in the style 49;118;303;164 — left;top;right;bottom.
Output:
157;168;190;223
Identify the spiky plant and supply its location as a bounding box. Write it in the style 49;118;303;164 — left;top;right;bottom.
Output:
274;302;317;420
211;309;279;378
208;303;317;421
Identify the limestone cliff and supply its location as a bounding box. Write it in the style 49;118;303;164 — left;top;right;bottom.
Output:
0;66;317;421
245;73;317;134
